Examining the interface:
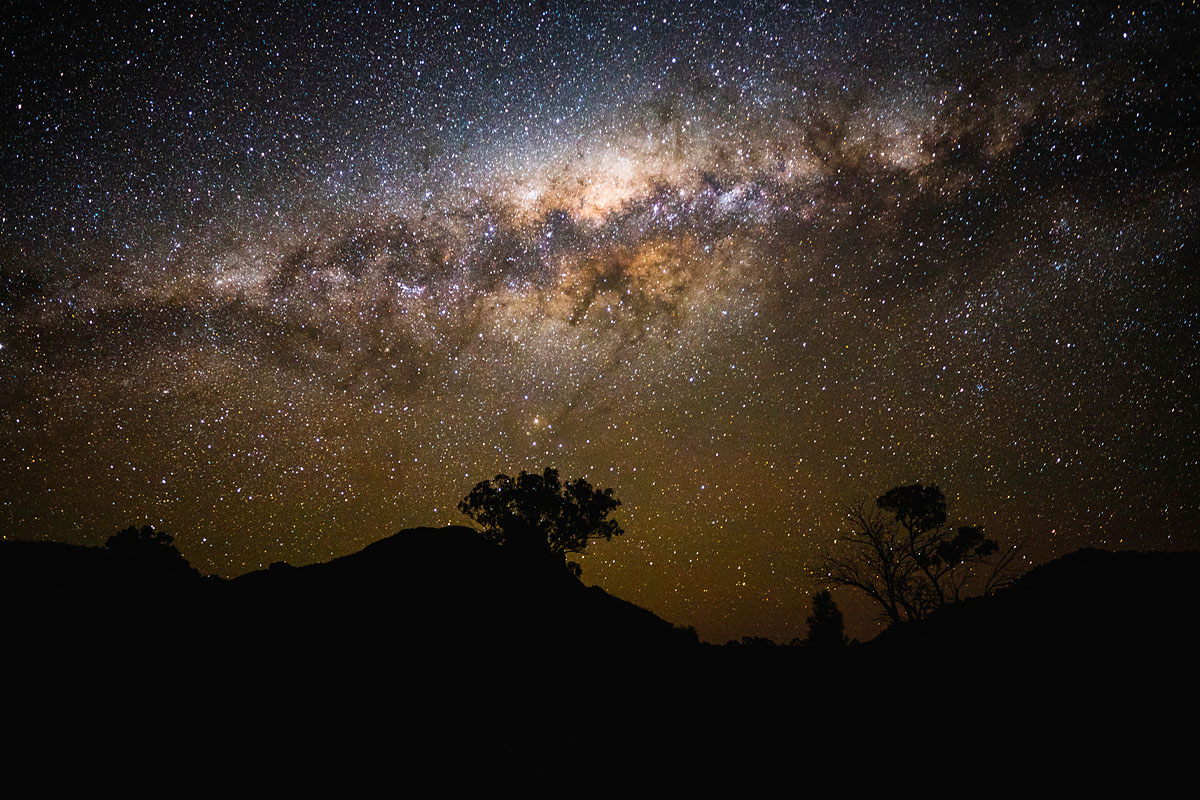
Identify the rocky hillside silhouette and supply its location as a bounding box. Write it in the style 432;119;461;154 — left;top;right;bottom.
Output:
220;525;697;655
5;528;1198;675
2;526;697;668
864;547;1200;661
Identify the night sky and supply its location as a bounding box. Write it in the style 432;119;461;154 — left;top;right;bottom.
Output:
2;1;1197;642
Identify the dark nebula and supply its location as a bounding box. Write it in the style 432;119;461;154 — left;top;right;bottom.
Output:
2;1;1197;641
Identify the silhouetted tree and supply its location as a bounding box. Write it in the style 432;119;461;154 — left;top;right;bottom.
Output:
821;484;1022;624
105;525;194;574
804;590;847;647
724;636;777;648
458;468;623;576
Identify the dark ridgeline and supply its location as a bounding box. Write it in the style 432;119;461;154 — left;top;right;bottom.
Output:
1;526;700;683
223;525;695;655
4;527;1199;696
864;548;1200;662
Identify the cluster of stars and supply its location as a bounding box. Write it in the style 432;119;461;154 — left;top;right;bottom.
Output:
1;1;1196;641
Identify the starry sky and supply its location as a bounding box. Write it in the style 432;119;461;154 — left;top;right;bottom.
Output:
2;1;1197;642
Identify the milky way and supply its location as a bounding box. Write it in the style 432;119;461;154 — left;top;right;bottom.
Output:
2;1;1197;640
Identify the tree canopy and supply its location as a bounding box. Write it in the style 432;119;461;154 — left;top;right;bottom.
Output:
822;484;1021;625
105;524;195;575
458;468;623;575
804;590;848;647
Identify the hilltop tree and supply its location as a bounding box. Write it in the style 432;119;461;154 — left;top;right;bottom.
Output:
458;468;623;577
821;484;1022;625
105;525;195;575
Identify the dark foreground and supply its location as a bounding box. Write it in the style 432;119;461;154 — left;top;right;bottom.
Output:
5;527;1198;705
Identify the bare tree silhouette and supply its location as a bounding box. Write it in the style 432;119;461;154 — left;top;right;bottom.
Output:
822;484;1023;624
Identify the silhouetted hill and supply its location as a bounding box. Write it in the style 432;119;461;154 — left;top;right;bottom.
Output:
219;525;696;655
5;532;1197;681
1;526;696;671
2;537;208;635
864;548;1200;661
